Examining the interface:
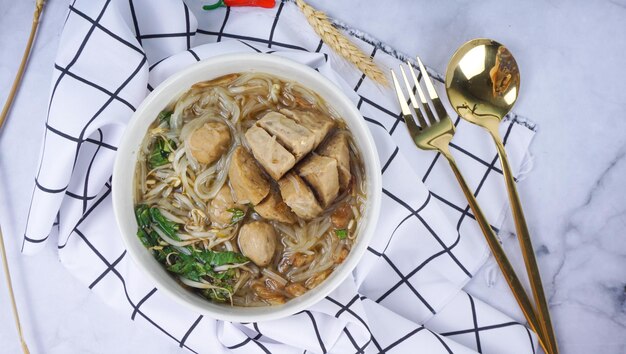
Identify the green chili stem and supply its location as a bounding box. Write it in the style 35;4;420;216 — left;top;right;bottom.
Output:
203;0;225;10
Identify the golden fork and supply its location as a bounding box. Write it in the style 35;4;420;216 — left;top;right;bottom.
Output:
391;58;549;353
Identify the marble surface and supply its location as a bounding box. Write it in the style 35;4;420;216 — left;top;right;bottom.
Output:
1;0;625;353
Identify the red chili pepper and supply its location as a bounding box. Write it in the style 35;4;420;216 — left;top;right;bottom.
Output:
203;0;276;10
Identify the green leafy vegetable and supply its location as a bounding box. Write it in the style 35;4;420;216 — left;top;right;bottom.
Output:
152;245;176;263
134;204;246;301
227;208;246;225
201;286;233;303
148;207;180;240
137;229;160;247
135;204;151;229
211;268;236;280
148;136;176;168
166;249;246;281
335;229;348;240
157;110;173;124
136;229;149;246
194;249;248;266
167;252;207;281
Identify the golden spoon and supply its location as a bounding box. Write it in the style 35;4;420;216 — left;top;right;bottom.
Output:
445;38;558;354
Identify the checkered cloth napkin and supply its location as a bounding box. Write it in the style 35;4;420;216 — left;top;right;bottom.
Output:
21;0;539;352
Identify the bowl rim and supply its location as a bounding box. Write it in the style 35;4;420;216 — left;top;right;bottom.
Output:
112;53;381;322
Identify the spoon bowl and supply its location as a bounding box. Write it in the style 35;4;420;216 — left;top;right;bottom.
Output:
445;38;520;130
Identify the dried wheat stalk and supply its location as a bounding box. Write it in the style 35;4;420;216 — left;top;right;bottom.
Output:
0;1;46;354
295;0;388;86
0;0;45;127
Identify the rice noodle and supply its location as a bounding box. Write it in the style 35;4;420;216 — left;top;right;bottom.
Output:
233;272;251;294
262;268;288;287
214;263;248;272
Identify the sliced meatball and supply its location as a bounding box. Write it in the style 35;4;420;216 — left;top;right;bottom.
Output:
245;125;296;180
278;173;323;220
317;130;351;192
297;154;339;207
257;112;316;160
280;109;335;147
207;184;237;227
189;121;231;165
228;146;270;205
255;188;297;224
238;221;277;267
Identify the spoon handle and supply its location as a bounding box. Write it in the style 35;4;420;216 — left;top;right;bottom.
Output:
440;149;550;353
491;132;559;354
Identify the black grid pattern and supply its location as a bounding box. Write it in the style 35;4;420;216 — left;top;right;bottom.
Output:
22;0;538;353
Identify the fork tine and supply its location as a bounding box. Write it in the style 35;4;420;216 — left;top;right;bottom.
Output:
407;61;428;105
390;70;411;116
391;70;421;139
398;67;419;113
399;66;428;128
416;57;439;99
416;56;449;121
407;61;437;125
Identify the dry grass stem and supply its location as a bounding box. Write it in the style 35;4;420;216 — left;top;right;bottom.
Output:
0;2;46;354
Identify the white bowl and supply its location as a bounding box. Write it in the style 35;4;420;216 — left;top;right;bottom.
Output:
112;53;381;322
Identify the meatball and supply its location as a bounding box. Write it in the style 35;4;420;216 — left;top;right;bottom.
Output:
317;130;351;192
207;184;237;227
297;154;340;208
278;173;323;220
228;146;270;205
238;221;277;267
189;121;231;165
255;189;297;224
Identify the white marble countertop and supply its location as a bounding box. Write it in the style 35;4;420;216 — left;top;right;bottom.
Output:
1;0;625;353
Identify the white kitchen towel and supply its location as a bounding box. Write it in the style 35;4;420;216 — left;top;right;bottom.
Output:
21;0;538;353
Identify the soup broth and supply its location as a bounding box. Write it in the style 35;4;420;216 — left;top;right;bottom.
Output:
134;73;366;306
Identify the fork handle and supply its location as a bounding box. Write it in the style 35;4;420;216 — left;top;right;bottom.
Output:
440;149;550;353
491;133;559;354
